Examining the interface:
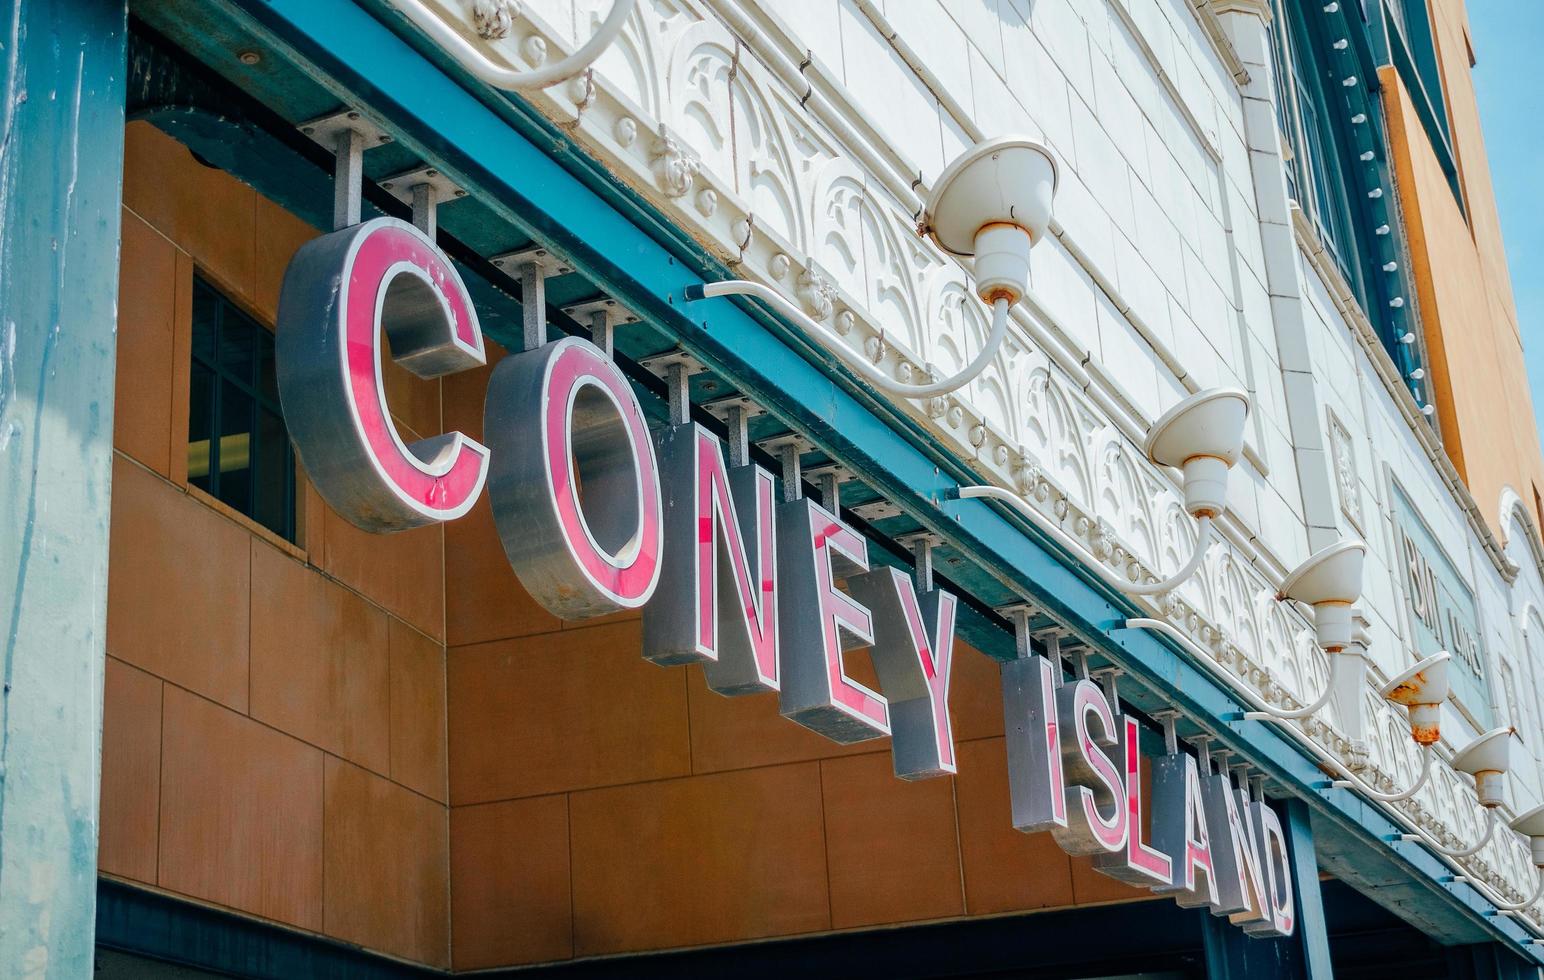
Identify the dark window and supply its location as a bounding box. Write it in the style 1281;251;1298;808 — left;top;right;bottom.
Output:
187;275;296;542
1269;0;1429;415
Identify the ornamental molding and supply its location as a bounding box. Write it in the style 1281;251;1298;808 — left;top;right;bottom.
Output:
406;0;1539;907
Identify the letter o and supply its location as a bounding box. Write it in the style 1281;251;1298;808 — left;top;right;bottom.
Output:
485;337;662;618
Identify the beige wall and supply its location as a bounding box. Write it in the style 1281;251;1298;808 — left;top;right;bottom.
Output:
1384;0;1544;538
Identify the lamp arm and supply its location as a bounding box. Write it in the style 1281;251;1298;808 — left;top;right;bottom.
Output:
1240;672;1337;721
958;485;1211;596
1405;809;1498;858
1332;745;1434;802
392;0;636;90
1491;869;1544;912
691;281;1011;399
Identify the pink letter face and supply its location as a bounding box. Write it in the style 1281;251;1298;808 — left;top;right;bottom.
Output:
847;567;959;778
1152;750;1218;910
643;422;779;694
277;217;489;531
1003;654;1067;834
1247;804;1296;938
483;336;663;619
1094;716;1174;888
1051;679;1128;857
777;496;887;742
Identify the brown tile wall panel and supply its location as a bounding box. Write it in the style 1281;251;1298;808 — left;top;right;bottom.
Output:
444;493;560;646
324;758;450;969
381;361;442;444
948;643;1004;742
114;211;177;477
450;796;572;970
820;753;964;929
442;347;562;646
568;764;830;955
99;657;163;884
447;621;689;804
250;541;390;774
158;685;323;930
390;618;448;802
122;123;256;308
685;666;877;774
320;509;445;644
953;737;1077;915
106;456;251;712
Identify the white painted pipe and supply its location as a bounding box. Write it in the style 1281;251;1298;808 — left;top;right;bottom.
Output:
693;280;1011;399
1403;810;1499;858
1491;871;1544;913
390;0;636;89
1332;744;1432;802
1242;674;1339;721
958;485;1213;597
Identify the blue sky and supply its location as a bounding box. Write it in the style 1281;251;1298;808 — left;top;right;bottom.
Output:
1467;3;1544;434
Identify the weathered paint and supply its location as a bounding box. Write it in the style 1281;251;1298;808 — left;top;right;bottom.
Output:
0;0;128;973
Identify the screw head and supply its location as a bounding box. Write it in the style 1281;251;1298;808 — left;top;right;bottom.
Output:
237;50;262;66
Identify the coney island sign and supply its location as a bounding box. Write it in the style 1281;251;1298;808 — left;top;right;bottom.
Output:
277;216;1296;937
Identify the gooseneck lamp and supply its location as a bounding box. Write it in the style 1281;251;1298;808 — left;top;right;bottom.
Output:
1399;725;1515;857
687;136;1057;399
960;387;1250;597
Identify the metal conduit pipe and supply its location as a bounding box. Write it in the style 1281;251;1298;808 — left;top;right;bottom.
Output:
691;281;1011;398
958;485;1215;597
1241;676;1339;722
391;0;636;89
1121;616;1541;929
1337;745;1434;803
1491;872;1544;913
1403;809;1499;859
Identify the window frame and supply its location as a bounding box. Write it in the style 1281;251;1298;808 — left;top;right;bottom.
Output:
186;272;298;544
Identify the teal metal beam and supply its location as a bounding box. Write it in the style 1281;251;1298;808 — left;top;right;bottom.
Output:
215;0;1540;961
1285;799;1336;978
0;0;129;971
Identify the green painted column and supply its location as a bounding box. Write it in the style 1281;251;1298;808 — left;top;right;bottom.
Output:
0;0;128;973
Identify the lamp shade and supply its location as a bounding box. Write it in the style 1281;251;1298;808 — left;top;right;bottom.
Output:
1452;726;1515;808
1277;540;1366;607
1379;652;1451;707
1511;802;1544;866
1144;388;1251;470
923;136;1058;254
1379;651;1450;747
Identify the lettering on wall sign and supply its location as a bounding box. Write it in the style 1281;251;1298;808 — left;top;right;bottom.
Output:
643;422;779;694
277;225;1293;939
846;567;959;778
1001;654;1293;936
1390;478;1492;725
776;496;889;742
483;336;663;618
277;217;490;530
1092;716;1174;888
